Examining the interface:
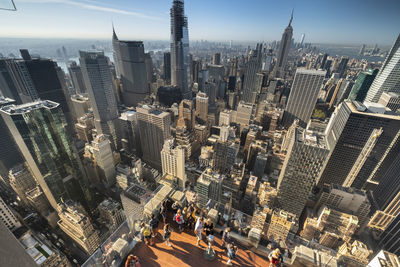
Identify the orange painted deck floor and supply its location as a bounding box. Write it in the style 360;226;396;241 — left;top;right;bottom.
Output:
127;224;270;267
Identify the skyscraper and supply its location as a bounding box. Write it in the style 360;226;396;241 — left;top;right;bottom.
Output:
0;50;74;134
0;196;21;230
335;56;349;78
379;211;400;256
161;139;187;189
57;200;100;254
163;52;171;84
136;106;171;169
277;121;329;217
283;68;326;127
242;43;263;103
1;100;92;210
212;52;221;65
195;92;208;124
274;10;293;78
365;34;400;102
0;97;23;185
79;51;119;148
348;69;379;102
318;101;400;189
91;134;116;187
67;61;86;94
300;33;305;47
9;164;37;206
170;0;191;99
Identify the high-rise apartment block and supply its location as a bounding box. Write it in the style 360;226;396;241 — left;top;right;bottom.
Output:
136;106;171;169
365;34;400;102
1;100;92;210
170;0;191;99
212;140;239;172
112;28;148;106
161;139;187;189
57;200;100;255
283;68;326;127
196;168;223;206
236;101;253;127
277;121;329;217
0;196;21;230
9;163;37;206
316;184;370;227
91;134;116;187
195;92;208;123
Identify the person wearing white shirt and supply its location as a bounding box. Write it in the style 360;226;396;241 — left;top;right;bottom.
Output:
194;217;204;246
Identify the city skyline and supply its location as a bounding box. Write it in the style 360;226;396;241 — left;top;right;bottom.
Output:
0;0;398;45
1;0;400;266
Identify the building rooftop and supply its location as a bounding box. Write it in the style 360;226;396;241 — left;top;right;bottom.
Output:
0;96;15;106
347;100;400;120
0;100;59;115
295;127;328;149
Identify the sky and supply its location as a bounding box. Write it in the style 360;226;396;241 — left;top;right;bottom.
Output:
0;0;399;45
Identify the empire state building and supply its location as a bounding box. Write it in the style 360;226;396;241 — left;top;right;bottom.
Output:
274;10;294;78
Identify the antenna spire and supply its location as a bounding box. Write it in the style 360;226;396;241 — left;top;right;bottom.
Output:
289;9;294;27
112;22;118;40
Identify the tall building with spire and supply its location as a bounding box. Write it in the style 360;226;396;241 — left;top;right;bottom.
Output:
112;27;148;107
170;0;191;99
365;34;400;102
274;10;293;78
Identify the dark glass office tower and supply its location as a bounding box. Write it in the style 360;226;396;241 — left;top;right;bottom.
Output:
379;212;400;256
163;52;171;84
0;50;74;135
112;27;148;106
318;100;400;190
0;100;92;210
170;0;191;99
0;97;23;186
348;69;378;102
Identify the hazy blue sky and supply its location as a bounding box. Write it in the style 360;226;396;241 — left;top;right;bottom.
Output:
0;0;399;45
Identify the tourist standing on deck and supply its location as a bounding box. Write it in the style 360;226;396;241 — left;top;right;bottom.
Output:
226;242;237;265
204;218;214;237
163;223;172;247
222;227;231;249
149;214;159;238
195;217;204;247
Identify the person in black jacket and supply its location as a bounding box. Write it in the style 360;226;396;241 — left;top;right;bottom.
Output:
204;219;214;237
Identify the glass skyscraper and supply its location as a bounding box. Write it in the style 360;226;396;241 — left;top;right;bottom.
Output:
0;100;92;210
170;0;191;99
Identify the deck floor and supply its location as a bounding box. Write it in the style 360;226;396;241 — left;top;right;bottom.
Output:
127;222;270;267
